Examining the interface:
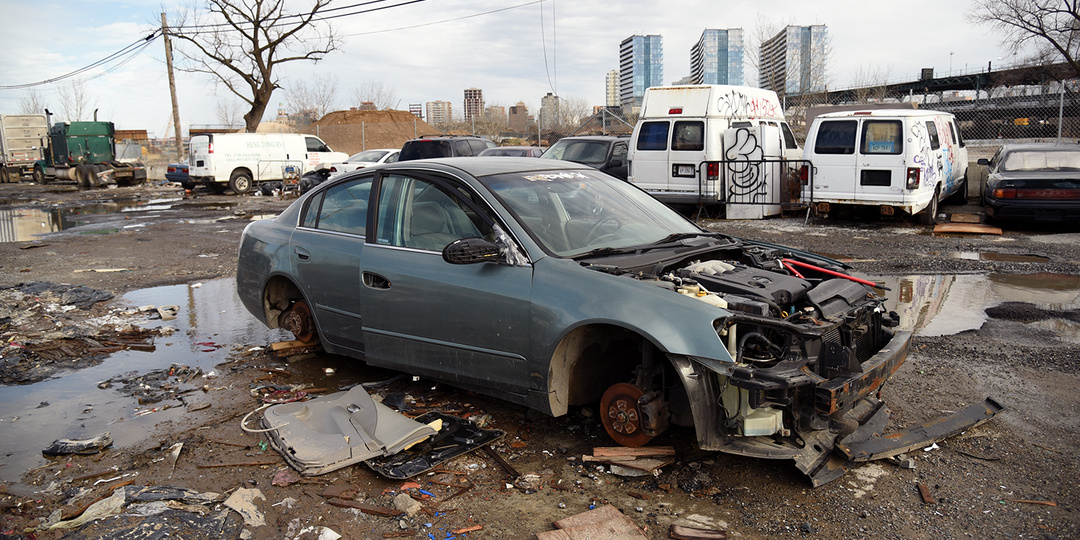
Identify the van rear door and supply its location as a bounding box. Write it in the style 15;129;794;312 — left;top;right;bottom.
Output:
808;119;858;203
854;119;906;205
189;135;212;178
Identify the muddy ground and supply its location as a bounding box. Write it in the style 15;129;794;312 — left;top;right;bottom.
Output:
0;181;1078;539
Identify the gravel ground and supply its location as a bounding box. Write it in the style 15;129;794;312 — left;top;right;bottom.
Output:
0;182;1077;539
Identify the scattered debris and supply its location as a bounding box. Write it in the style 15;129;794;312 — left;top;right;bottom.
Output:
917;483;936;504
167;442;183;476
223;487;266;527
583;446;675;476
157;305;179;321
326;498;400;516
933;223;1003;235
670;524;728;540
537;504;647;539
1010;499;1057;507
393;492;423;517
41;432;113;456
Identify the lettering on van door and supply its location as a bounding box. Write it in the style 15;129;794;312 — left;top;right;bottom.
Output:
716;89;780;119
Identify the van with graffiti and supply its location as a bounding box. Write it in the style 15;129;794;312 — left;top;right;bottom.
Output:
802;109;968;224
627;85;802;206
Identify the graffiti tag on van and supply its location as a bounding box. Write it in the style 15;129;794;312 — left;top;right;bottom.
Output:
715;89;780;119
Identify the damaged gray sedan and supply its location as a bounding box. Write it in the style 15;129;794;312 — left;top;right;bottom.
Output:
237;157;998;485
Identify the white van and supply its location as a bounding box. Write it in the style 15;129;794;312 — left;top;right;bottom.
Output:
628;85;802;207
802;109;968;224
188;133;347;194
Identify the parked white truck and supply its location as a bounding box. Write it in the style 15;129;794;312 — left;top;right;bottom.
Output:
0;114;48;183
187;133;347;194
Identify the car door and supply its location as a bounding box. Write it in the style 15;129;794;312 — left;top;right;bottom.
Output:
289;175;374;352
855;119;906;205
358;171;534;396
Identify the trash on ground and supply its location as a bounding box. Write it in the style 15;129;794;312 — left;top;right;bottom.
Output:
669;524;729;539
536;504;647;539
583;446;675;477
41;432;113;456
223;487;266;527
366;412;504;479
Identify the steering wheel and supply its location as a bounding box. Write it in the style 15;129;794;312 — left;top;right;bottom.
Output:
585;215;622;244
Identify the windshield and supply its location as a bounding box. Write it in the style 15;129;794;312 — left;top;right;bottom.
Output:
541;140;609;165
1001;149;1080;172
348;150;389;162
479;169;701;257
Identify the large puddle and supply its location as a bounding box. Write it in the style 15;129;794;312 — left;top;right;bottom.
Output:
0;199;239;242
2;272;1080;483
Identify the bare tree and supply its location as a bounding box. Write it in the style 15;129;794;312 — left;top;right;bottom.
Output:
19;88;47;115
286;75;339;128
57;80;94;122
350;81;398;110
849;64;894;103
970;0;1080;77
215;98;244;129
171;0;339;133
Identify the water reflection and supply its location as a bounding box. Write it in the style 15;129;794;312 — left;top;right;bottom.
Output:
0;199;186;242
0;278;289;482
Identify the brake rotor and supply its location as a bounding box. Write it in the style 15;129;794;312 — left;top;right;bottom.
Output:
280;300;315;342
599;382;652;447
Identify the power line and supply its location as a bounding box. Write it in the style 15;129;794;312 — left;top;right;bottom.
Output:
171;0;433;35
0;32;160;90
339;0;543;37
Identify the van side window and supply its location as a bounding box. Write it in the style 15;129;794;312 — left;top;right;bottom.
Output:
636;122;669;151
780;123;798;149
305;137;330;153
672;121;704;151
814;121;857;155
861;120;903;155
949;121;965;148
925;122;940;150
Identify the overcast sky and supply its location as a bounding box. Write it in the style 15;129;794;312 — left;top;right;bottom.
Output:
0;0;1025;136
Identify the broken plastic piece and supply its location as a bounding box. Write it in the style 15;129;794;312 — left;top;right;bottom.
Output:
366;412;504;479
42;432;113;456
839;397;1004;462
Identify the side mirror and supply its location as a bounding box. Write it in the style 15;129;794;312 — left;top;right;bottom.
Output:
608;158;623;168
977;158;989;166
443;237;502;265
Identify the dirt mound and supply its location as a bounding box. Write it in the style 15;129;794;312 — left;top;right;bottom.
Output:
309;110;434;155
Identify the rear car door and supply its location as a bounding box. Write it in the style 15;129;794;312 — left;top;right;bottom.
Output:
854;119;906;205
289;175;374;351
358;171;534;395
808;119;858;202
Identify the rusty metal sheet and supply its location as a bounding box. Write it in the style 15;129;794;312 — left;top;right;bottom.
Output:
838;397;1005;462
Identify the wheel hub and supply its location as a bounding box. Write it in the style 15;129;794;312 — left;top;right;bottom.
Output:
599;382;652;447
280;301;315;342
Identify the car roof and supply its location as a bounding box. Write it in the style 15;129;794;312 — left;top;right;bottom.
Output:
378;156;594;177
999;142;1080;152
555;135;629;141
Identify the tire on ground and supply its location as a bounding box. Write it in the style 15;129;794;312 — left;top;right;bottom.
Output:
229;170;253;194
0;167;10;184
33;166;45;184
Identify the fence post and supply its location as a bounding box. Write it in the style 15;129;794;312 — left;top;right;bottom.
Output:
1059;83;1065;143
362;122;366;151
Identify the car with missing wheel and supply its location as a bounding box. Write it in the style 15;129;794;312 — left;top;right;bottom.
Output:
236;157;993;485
979;142;1080;222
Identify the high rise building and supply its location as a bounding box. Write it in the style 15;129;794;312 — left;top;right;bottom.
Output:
508;102;530;132
758;25;829;96
408;103;423;120
690;29;744;86
618;35;663;113
605;70;619;107
540;93;560;130
426;100;452;125
464;88;484;124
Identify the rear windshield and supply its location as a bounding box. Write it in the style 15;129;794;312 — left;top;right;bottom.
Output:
636;122;670;151
814;120;857;155
672;121;704;151
1001;149;1080;172
399;140;452;161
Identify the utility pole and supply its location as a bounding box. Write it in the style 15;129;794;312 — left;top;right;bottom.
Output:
161;13;184;162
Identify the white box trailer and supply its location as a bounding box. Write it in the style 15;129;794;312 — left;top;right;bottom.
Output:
628;85;802;208
802;109;968;224
0;114;48;183
188;133;347;194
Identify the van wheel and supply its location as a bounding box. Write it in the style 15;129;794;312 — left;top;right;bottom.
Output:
229;171;253;194
947;175;968;205
917;187;939;225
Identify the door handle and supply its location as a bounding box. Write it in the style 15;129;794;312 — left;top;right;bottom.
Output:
363;271;391;289
294;247;310;261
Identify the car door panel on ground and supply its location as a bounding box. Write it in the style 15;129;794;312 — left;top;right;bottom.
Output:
289;177;373;352
358;172;534;395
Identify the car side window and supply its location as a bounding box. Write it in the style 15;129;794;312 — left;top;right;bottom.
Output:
455;140;473;156
949;121;965;148
814;120;857;155
312;177;372;235
926;121;940;150
780;122;798;149
376;174;492;252
612;142;628;160
636;121;669;151
301;191;324;228
469;140;491;155
672;121;704;151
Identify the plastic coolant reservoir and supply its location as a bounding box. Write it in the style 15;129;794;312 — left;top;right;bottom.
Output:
721;378;784;436
678;284;728;309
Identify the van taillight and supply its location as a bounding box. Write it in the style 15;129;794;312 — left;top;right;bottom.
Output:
706;162;719;182
799;164;809;185
208;143;214;154
669;108;683;114
905;167;920;189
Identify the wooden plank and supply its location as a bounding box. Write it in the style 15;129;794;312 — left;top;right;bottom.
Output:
270;339;317;351
670;524;728;539
553;504;626;530
933;223;1003;235
591;446;675;458
326;498;399;516
949;213;982;224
